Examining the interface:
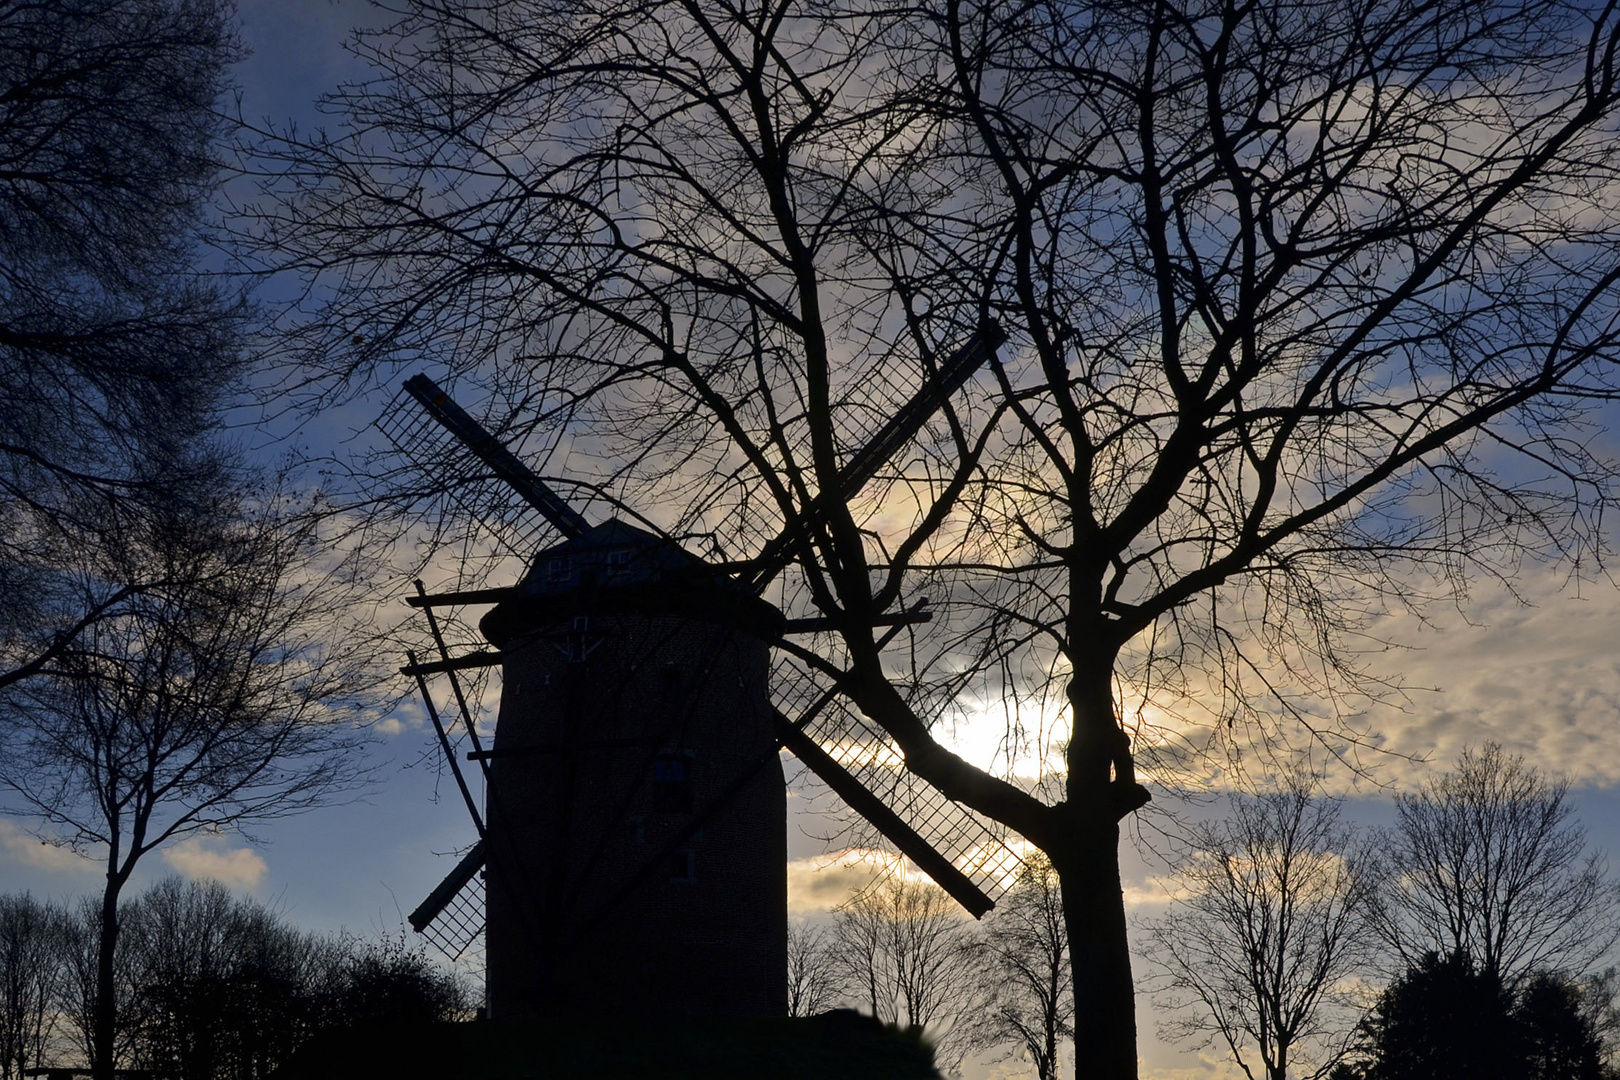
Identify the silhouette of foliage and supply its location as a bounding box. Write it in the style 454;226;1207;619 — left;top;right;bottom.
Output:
7;879;468;1080
1356;952;1608;1080
332;933;470;1032
0;0;246;693
1517;973;1609;1080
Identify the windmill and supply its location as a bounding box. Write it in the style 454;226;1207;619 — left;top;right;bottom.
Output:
387;325;1026;1019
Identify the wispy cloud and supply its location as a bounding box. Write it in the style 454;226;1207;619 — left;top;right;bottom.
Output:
1362;570;1620;789
160;837;269;891
1123;565;1620;796
786;847;967;915
0;820;95;875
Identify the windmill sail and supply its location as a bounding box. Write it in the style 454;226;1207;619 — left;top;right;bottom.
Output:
771;653;1025;908
742;321;1005;592
408;839;486;963
401;374;590;539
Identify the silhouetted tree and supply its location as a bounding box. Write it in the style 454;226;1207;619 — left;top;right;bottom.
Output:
1358;951;1607;1080
251;1;1620;1073
43;879;466;1080
330;934;469;1031
1517;973;1608;1080
1369;745;1620;986
0;486;377;1080
787;922;845;1018
0;895;69;1080
1140;782;1374;1080
1573;968;1620;1076
829;875;979;1062
961;854;1072;1080
119;879;341;1080
1361;952;1518;1080
0;0;245;692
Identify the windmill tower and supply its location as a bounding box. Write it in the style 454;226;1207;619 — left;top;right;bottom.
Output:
480;518;788;1019
390;326;1026;1020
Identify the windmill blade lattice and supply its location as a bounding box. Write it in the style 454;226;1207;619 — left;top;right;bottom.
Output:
743;323;1006;591
374;382;579;566
772;651;1026;905
410;840;487;965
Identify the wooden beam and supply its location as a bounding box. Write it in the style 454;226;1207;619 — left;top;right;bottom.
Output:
406;587;517;608
399;651;503;677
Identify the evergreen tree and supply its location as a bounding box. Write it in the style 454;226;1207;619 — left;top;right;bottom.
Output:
1360;953;1608;1080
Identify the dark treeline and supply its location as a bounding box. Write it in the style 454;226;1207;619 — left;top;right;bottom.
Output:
0;878;469;1080
1340;953;1617;1080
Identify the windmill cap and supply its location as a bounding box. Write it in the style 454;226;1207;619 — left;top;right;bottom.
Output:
478;519;785;646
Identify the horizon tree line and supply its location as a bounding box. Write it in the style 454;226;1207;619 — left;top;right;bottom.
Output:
0;877;469;1080
1139;745;1620;1080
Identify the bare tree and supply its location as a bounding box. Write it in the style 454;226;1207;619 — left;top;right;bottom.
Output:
829;875;980;1061
249;0;1620;1074
119;878;344;1080
787;921;845;1018
58;897;140;1077
0;0;245;691
961;853;1073;1080
0;484;378;1080
1139;784;1375;1080
1369;744;1620;987
0;895;69;1080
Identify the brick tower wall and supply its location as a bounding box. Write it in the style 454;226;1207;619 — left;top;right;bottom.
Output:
483;607;787;1021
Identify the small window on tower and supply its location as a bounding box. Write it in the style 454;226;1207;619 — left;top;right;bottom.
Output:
605;547;633;578
563;615;593;663
653;754;693;813
671;849;696;883
546;557;572;584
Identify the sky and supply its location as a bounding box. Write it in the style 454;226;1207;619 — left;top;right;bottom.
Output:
5;3;1620;1079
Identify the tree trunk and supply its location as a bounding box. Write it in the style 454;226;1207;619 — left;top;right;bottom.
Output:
1053;808;1136;1080
1044;950;1062;1080
1053;654;1144;1080
93;878;120;1080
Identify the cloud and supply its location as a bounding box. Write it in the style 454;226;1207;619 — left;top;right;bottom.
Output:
786;849;888;914
1361;570;1620;790
160;838;269;891
786;847;959;915
1122;564;1620;797
0;820;96;874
